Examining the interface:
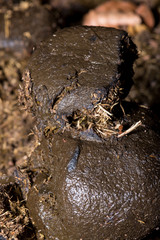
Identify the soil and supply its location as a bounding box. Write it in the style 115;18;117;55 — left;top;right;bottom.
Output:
0;1;160;240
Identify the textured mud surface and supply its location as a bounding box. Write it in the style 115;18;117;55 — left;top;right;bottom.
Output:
20;26;160;240
23;26;137;137
27;105;160;240
0;1;160;240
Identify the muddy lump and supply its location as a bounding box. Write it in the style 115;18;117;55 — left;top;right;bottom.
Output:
21;26;160;240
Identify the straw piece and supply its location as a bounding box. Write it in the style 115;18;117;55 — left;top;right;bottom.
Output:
118;120;142;138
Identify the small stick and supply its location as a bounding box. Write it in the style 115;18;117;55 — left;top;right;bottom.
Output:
98;105;113;116
118;120;142;138
139;105;149;109
120;102;125;115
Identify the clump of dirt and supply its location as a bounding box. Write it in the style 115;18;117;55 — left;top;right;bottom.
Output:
20;26;160;240
0;1;160;239
21;26;137;139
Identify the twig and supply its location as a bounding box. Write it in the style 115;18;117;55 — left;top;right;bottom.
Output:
97;105;113;117
120;102;125;115
118;120;142;138
139;105;149;109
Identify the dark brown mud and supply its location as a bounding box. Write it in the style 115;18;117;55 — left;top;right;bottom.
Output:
0;1;160;239
27;103;160;240
20;26;160;240
22;26;137;136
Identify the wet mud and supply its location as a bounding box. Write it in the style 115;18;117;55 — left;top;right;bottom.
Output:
20;26;160;239
22;26;137;135
27;109;160;240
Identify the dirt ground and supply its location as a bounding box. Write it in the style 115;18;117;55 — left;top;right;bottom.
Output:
0;0;160;239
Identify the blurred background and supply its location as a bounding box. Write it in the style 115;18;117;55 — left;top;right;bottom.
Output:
0;0;160;239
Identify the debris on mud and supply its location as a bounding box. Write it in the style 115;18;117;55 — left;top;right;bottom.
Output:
0;1;160;239
20;26;160;240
